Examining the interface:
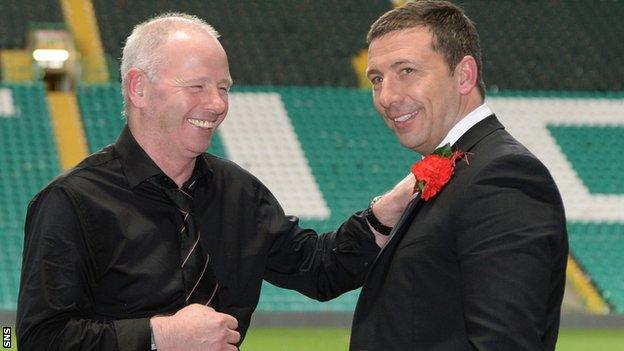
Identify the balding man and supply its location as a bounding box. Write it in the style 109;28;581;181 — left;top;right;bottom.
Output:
17;13;412;350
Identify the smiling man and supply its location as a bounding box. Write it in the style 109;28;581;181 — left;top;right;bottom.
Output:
350;1;568;350
17;13;414;351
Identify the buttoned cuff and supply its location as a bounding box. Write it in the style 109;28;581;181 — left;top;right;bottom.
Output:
113;318;151;351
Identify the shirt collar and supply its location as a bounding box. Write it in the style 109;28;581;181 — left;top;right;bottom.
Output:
436;103;493;150
114;125;212;189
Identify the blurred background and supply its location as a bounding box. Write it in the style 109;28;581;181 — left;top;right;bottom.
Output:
0;0;623;349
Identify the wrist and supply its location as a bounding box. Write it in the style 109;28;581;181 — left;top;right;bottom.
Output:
365;195;393;236
150;316;167;350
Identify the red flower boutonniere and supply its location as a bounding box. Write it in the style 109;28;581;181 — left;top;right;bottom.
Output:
411;144;468;201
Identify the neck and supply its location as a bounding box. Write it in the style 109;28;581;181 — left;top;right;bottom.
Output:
456;92;484;125
128;119;195;188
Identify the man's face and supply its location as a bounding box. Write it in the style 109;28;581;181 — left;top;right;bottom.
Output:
142;29;232;159
367;27;463;155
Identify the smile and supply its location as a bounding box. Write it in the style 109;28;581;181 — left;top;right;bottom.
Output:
392;111;418;123
187;118;216;129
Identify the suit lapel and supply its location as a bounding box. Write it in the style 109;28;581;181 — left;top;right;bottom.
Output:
454;114;504;152
368;114;504;271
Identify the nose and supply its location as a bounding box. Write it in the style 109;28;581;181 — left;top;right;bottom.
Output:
201;87;227;116
377;78;403;109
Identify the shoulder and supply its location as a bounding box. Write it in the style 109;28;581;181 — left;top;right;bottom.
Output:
473;129;552;179
457;129;562;204
203;153;270;194
31;145;121;204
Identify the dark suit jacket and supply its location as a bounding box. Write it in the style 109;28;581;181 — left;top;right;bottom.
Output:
350;115;568;351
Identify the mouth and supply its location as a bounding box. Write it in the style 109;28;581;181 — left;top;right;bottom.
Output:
390;110;419;125
187;118;216;129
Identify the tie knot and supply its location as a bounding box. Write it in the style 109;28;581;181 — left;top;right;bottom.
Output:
165;188;194;213
149;177;195;213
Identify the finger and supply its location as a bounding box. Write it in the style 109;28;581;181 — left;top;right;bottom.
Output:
227;330;241;345
225;345;238;351
222;314;239;330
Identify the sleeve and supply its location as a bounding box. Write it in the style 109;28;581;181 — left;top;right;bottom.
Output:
258;184;381;301
456;154;568;350
16;186;151;351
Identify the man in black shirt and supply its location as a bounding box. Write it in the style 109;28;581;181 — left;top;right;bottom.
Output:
17;13;413;351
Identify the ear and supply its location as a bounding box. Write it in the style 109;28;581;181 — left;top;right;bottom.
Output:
126;68;148;109
456;55;478;96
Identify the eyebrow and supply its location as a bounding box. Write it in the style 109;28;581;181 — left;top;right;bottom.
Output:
179;76;234;86
367;59;417;77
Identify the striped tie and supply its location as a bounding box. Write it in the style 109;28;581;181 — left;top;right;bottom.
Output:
152;177;219;306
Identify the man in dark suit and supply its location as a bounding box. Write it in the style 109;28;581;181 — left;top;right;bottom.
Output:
350;1;569;350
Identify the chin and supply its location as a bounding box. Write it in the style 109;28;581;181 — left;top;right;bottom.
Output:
186;142;211;156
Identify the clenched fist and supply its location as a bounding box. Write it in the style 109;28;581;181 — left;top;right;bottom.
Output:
151;304;240;350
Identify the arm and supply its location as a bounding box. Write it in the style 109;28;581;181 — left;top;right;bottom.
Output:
262;174;415;301
17;186;148;350
457;155;568;350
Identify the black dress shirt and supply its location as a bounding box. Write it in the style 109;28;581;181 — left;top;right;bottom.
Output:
17;126;379;350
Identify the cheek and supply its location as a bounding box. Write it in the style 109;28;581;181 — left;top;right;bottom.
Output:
373;98;385;117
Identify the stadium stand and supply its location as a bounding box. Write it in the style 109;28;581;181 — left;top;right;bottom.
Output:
0;0;623;317
0;83;60;310
0;0;64;82
77;83;126;152
92;0;391;86
549;125;624;313
0;1;64;49
458;0;624;91
89;1;624;91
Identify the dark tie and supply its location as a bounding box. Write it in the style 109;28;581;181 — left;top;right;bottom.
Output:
152;178;219;306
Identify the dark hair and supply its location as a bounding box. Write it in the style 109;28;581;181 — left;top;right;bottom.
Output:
368;0;485;97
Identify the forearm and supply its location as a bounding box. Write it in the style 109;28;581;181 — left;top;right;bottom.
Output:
265;213;379;301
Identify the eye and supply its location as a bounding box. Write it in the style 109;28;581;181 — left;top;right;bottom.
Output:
401;67;414;75
188;85;203;92
370;76;382;85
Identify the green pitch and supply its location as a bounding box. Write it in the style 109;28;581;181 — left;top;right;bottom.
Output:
3;327;623;350
241;328;624;351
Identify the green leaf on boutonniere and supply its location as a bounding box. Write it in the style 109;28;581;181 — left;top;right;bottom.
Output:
432;143;453;157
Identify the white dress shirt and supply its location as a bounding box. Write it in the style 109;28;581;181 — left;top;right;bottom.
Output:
435;103;493;150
